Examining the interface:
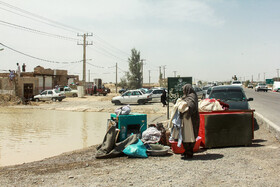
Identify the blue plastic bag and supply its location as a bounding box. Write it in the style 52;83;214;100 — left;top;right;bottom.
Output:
123;139;148;158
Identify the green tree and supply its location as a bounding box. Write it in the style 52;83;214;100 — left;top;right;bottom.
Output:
244;80;250;87
118;76;128;88
126;48;142;89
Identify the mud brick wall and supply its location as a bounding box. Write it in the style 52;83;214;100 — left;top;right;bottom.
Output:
17;77;39;98
0;77;15;95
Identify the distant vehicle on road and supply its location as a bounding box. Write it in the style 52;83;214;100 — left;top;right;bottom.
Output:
193;86;204;99
209;85;253;110
112;89;152;105
34;89;66;102
231;80;242;86
247;84;253;89
146;88;166;102
202;86;211;99
203;87;213;99
255;83;268;92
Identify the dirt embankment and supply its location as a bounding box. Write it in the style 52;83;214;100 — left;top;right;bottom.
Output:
0;94;22;106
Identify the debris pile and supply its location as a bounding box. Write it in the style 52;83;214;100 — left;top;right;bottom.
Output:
0;94;22;105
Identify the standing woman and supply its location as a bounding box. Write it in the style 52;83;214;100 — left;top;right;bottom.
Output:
181;84;200;159
160;89;167;107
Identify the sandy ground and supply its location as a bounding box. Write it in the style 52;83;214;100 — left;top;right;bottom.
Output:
1;94;280;186
11;93;168;114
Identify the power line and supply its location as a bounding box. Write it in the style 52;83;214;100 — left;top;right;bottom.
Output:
0;1;131;63
117;67;127;73
0;20;79;42
0;0;131;67
94;34;130;57
0;0;84;33
87;45;128;64
87;62;115;69
0;42;84;64
0;6;77;33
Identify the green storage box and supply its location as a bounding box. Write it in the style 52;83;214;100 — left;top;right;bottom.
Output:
111;113;147;142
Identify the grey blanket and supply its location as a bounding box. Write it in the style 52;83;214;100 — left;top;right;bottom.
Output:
95;125;138;159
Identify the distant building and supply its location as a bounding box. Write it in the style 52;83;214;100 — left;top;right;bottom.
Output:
0;66;79;100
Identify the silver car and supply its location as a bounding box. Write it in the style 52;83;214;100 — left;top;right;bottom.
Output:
34;89;66;102
146;88;166;102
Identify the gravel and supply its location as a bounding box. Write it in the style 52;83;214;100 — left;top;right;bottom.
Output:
1;94;279;186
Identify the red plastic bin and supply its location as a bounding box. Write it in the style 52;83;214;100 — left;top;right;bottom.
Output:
169;136;202;154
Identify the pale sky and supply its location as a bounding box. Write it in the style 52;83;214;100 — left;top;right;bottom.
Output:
1;0;279;83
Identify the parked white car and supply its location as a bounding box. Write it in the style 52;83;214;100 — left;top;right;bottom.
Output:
111;90;152;105
34;89;66;102
146;88;166;102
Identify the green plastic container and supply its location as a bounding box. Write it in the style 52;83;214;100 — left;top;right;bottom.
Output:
111;113;147;142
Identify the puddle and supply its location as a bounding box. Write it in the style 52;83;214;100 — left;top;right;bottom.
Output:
0;108;109;166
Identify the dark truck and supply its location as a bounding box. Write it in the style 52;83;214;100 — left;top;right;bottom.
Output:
86;79;110;96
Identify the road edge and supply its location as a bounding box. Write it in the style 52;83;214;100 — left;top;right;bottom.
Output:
255;112;280;141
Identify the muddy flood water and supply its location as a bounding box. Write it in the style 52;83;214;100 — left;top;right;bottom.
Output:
0;108;109;166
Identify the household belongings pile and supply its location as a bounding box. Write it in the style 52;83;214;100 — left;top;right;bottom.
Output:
198;98;229;112
96;104;202;159
96;122;170;158
168;98;202;154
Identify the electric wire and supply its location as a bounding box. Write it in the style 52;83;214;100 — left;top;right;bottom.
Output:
0;42;83;64
0;0;132;69
87;45;128;64
0;6;78;34
0;0;84;33
0;1;129;60
0;20;80;42
94;34;130;57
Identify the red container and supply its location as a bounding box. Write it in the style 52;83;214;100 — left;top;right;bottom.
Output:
169;136;202;154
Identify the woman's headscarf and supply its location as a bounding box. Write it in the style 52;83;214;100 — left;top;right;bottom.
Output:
182;84;198;109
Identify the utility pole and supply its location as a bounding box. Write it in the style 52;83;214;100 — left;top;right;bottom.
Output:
77;33;93;86
88;70;90;82
159;66;161;80
277;69;279;78
163;65;166;79
148;70;151;87
173;71;177;77
116;63;118;93
140;59;146;85
264;72;266;81
252;75;253;83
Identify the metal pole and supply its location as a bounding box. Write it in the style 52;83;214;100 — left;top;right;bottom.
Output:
83;34;86;85
116;63;118;93
148;70;151;87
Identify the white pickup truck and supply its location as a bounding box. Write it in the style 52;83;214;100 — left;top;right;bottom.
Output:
57;87;78;97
